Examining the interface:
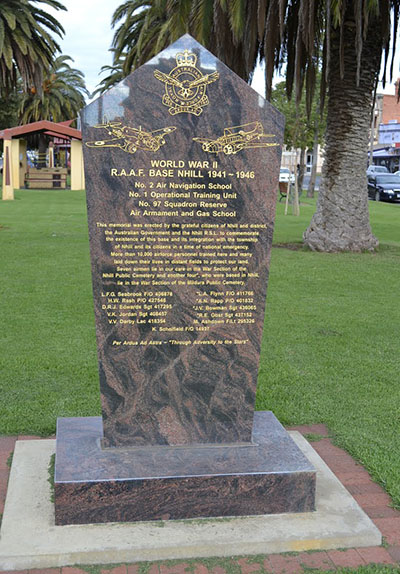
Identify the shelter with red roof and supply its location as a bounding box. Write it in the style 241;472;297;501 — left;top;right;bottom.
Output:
0;120;84;200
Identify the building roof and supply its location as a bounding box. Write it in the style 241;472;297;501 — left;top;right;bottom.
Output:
0;120;81;141
372;146;400;159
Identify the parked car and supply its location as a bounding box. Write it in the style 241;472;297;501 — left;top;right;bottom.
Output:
366;165;389;176
279;167;295;184
367;173;400;202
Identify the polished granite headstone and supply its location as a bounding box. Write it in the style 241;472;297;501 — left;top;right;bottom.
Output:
55;34;316;525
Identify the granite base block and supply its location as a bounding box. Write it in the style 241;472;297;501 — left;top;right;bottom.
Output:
0;433;381;570
55;411;316;525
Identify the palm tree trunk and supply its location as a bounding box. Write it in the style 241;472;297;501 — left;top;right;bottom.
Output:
303;2;382;252
307;115;320;198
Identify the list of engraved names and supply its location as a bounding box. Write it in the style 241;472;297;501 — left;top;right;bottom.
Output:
97;159;267;345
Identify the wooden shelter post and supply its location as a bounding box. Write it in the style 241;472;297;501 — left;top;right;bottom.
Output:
11;139;21;189
70;139;85;190
2;131;14;200
19;140;27;187
48;142;55;168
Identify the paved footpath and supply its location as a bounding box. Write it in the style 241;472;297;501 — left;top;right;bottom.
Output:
1;424;399;574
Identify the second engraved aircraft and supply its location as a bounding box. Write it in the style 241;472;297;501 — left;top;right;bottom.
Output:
85;118;176;154
193;121;278;155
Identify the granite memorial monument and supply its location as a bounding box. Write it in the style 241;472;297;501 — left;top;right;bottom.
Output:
54;35;316;525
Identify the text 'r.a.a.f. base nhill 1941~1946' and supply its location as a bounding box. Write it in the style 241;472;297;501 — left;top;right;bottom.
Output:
54;34;316;525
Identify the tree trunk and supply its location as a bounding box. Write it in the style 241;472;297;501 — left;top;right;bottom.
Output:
297;147;306;196
303;2;381;252
307;115;320;198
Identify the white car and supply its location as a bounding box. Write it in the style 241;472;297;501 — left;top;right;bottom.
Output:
279;167;295;184
366;165;389;176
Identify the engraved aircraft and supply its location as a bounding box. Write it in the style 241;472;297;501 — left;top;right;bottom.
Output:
85;119;176;154
193;121;279;155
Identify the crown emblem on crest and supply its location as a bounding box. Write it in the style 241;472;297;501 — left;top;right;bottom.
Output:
176;50;197;67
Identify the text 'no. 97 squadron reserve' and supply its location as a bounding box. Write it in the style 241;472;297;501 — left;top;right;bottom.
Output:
110;159;258;218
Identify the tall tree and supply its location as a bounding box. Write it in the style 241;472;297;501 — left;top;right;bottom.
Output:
0;88;21;130
0;0;66;95
18;55;88;169
107;0;399;251
301;1;386;251
95;51;128;96
272;80;315;197
18;55;88;124
110;0;259;83
272;75;326;197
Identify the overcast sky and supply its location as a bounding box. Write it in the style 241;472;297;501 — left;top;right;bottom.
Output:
50;0;398;99
48;0;119;96
49;0;267;98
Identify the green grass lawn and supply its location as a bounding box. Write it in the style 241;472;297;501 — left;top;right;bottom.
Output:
0;190;100;433
0;190;399;510
259;197;400;508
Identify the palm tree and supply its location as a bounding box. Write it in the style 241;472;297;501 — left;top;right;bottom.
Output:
300;2;388;251
19;55;88;168
110;1;192;76
94;51;128;96
110;0;258;83
0;0;66;95
0;88;21;130
19;55;89;124
267;1;395;251
107;0;399;252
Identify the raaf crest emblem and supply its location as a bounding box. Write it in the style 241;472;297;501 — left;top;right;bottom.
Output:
154;50;219;116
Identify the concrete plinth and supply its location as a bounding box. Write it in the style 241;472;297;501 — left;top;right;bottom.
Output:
0;432;381;571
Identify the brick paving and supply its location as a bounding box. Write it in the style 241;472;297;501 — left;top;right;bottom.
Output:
0;425;399;574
